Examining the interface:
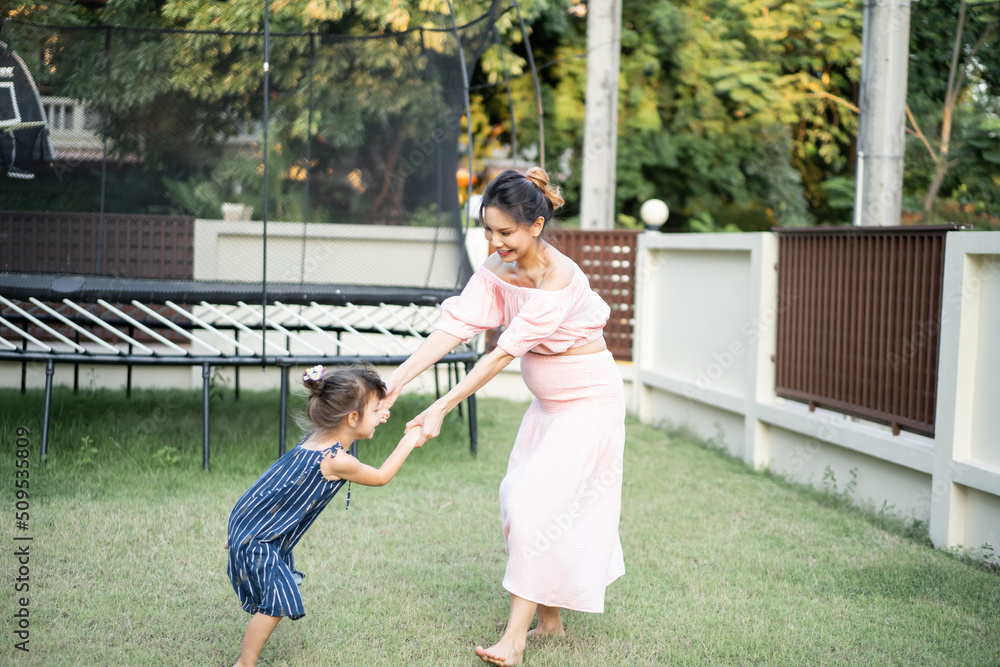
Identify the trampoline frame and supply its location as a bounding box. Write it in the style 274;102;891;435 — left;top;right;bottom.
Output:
0;275;481;468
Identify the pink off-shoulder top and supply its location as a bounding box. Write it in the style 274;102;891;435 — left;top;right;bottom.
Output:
436;263;611;357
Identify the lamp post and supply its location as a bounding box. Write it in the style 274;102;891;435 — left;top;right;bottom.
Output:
640;198;669;232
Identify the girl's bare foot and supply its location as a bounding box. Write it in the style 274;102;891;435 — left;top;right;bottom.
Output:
475;638;524;666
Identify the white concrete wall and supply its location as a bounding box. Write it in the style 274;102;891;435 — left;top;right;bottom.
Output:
194;219;469;289
633;231;1000;561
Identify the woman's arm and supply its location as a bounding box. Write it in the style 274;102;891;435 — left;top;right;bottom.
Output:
406;346;515;442
381;330;464;413
321;427;422;487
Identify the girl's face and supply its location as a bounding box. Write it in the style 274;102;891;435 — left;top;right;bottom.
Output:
354;394;382;440
482;206;543;264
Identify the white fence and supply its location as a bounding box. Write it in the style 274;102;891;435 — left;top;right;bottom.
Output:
633;231;1000;560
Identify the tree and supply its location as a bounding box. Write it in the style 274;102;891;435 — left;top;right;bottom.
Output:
502;0;864;229
5;0;533;220
905;0;999;216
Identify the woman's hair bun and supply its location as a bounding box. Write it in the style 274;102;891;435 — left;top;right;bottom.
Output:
524;167;565;210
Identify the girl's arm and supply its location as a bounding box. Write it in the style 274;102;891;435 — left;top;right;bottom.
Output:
381;330;464;413
320;427;422;487
407;346;514;443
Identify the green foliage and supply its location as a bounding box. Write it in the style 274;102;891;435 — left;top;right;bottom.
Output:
492;0;855;230
153;445;182;468
73;435;99;470
905;0;1000;216
8;0;996;227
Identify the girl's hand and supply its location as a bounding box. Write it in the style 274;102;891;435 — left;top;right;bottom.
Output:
401;425;424;449
406;402;447;445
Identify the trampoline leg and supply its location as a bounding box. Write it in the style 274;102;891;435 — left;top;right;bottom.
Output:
465;360;477;456
40;359;54;463
21;338;27;394
455;363;463;418
126;331;133;398
279;365;289;457
202;363;211;472
234;331;240;401
74;331;80;392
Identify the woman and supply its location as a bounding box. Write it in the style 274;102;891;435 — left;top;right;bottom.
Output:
381;167;626;666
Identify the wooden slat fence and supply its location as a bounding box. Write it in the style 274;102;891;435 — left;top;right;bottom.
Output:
775;226;960;437
550;229;640;361
0;211;195;279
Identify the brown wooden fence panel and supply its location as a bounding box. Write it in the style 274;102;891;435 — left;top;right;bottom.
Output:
775;226;958;437
0;211;195;279
549;229;640;361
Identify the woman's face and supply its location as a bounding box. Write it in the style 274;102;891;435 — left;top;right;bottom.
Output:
482;206;543;263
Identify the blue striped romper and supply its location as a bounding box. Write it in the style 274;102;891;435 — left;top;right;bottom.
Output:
227;436;347;619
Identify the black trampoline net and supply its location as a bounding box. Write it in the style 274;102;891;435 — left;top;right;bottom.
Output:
0;1;532;294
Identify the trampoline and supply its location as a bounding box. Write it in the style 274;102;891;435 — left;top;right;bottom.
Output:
0;1;544;467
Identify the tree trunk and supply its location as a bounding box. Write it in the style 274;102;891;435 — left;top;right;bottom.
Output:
922;0;965;214
923;160;949;213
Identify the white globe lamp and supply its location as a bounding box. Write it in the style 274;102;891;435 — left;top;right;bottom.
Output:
640;198;669;231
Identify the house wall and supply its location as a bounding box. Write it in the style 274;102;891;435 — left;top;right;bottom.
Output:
633;231;1000;561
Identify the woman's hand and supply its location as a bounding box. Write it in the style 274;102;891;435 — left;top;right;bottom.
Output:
406;401;448;445
378;378;403;423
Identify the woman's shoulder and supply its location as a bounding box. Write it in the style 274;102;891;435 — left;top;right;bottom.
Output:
539;247;579;292
480;248;581;293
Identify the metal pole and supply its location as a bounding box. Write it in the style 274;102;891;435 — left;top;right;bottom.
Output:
202;363;211;471
454;362;463;418
73;330;80;392
444;0;475;231
96;27;112;273
493;25;518;160
261;0;271;366
279;364;289;457
234;329;240;401
126;325;133;398
465;360;477;456
300;34;315;284
513;1;544;167
40;359;54;462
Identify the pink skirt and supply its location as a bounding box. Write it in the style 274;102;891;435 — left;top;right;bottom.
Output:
499;349;626;613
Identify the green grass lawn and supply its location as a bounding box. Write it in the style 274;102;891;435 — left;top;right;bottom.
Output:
1;387;998;666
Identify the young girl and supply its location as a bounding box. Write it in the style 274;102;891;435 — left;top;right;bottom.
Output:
226;363;421;667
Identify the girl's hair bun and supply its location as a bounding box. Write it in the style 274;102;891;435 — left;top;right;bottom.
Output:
302;364;327;398
524;167;565;210
304;377;325;398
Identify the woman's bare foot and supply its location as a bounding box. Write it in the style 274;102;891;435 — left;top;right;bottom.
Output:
526;623;566;637
527;605;565;637
475;638;524;666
